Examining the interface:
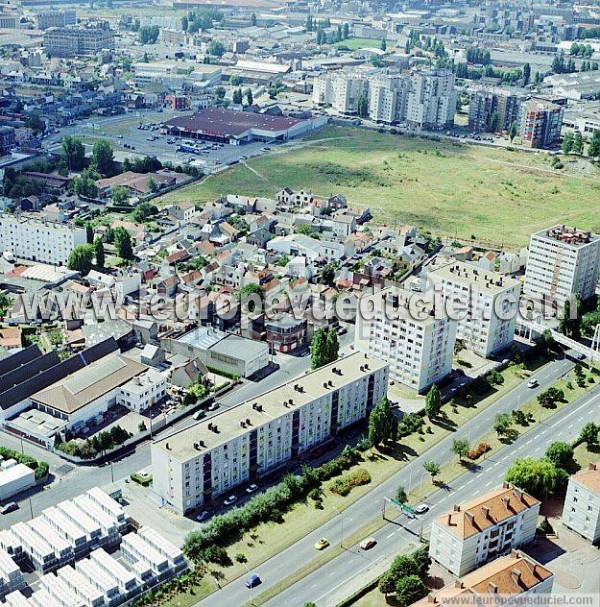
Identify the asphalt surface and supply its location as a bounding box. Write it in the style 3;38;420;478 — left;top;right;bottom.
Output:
194;358;574;607
270;374;600;607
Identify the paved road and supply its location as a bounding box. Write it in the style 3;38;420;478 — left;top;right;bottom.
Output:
270;376;600;607
194;358;573;606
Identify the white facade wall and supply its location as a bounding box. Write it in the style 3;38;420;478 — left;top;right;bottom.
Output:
406;69;456;129
562;473;600;543
0;216;87;266
524;227;600;303
152;355;388;513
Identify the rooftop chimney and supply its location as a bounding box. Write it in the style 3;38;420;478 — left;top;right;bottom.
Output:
511;569;522;588
488;583;498;594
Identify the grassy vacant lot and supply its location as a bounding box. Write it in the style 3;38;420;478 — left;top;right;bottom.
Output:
334;37;385;50
157;126;600;247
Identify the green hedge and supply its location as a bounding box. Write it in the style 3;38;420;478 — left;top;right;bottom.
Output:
131;472;153;487
206;365;240;381
0;446;48;480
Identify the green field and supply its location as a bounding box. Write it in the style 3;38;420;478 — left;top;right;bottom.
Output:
333;37;385;50
157;126;600;247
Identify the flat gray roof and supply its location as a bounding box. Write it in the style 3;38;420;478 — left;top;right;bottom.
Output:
153;352;388;461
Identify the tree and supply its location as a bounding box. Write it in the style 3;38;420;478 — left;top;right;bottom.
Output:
423;460;440;480
559;294;582;339
325;330;339;365
424;385;441;419
494;413;512;437
539;329;556;355
91;140;114;177
573;130;584;155
412;544;431;579
378;571;396;595
505;457;569;499
113;226;134;261
320;263;336;286
207;40;225;56
67;244;94;275
343;23;349;39
112;186;130;205
310;328;337;370
545;442;575;470
181;15;189;31
232;88;243;105
452;438;470;462
357;94;369;118
61;135;85;171
380;38;387;51
85;223;94;244
389;555;419;580
73;175;98;199
562;131;574;155
250;12;257;26
395;575;428;607
245;88;253;106
577;422;599;448
509;122;517;142
94;238;105;268
523;62;531;86
588;130;600;158
132;202;159;223
368;396;398;447
396;485;407;504
215;86;226;99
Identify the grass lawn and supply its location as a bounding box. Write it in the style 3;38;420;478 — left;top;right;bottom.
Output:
333;37;385;50
156;126;600;247
164;355;551;605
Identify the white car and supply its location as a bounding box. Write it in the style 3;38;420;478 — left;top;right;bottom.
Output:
527;379;539;389
245;484;259;494
196;510;210;522
223;496;237;506
415;504;429;514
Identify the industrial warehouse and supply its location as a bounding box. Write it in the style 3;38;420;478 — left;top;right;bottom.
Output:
161;107;327;145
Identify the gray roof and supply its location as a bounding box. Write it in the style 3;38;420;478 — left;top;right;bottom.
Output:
209;334;268;362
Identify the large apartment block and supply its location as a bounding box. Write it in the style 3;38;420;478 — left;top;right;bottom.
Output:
428;261;521;358
521;99;564;149
524;225;600;304
562;462;600;544
355;287;456;392
468;88;523;133
34;10;76;30
151;353;389;513
313;69;456;129
413;551;553;607
429;484;541;576
43;23;115;58
0;215;87;266
406;69;456;130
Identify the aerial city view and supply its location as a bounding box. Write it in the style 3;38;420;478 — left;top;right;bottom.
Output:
1;0;600;606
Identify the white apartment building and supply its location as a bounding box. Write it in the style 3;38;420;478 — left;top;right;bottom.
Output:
116;368;168;414
429;484;541;577
428;261;521;358
413;550;553;607
369;75;410;124
151;352;389;513
406;69;457;129
355;287;457;392
524;225;600;304
313;69;456;129
0;215;87;267
562;462;600;544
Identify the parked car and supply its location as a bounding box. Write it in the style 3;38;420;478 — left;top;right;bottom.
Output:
359;537;377;550
245;574;261;588
245;484;259;494
415;504;429;514
196;510;210;522
207;402;219;412
193;410;206;421
0;502;18;515
314;538;329;550
527;379;539;389
223;495;237;506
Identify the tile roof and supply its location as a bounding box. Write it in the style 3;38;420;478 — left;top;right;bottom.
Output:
571;463;600;494
435;484;540;539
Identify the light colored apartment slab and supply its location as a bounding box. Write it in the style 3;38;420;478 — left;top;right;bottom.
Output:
151;352;389;513
562;462;600;544
355;287;456;392
429;483;540;576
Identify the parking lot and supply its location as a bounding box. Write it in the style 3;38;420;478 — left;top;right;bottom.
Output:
45;110;280;172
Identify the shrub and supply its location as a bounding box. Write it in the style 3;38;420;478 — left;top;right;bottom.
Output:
537;516;554;535
467;442;492;460
397;413;424;438
329;468;371;496
131;472;153;486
